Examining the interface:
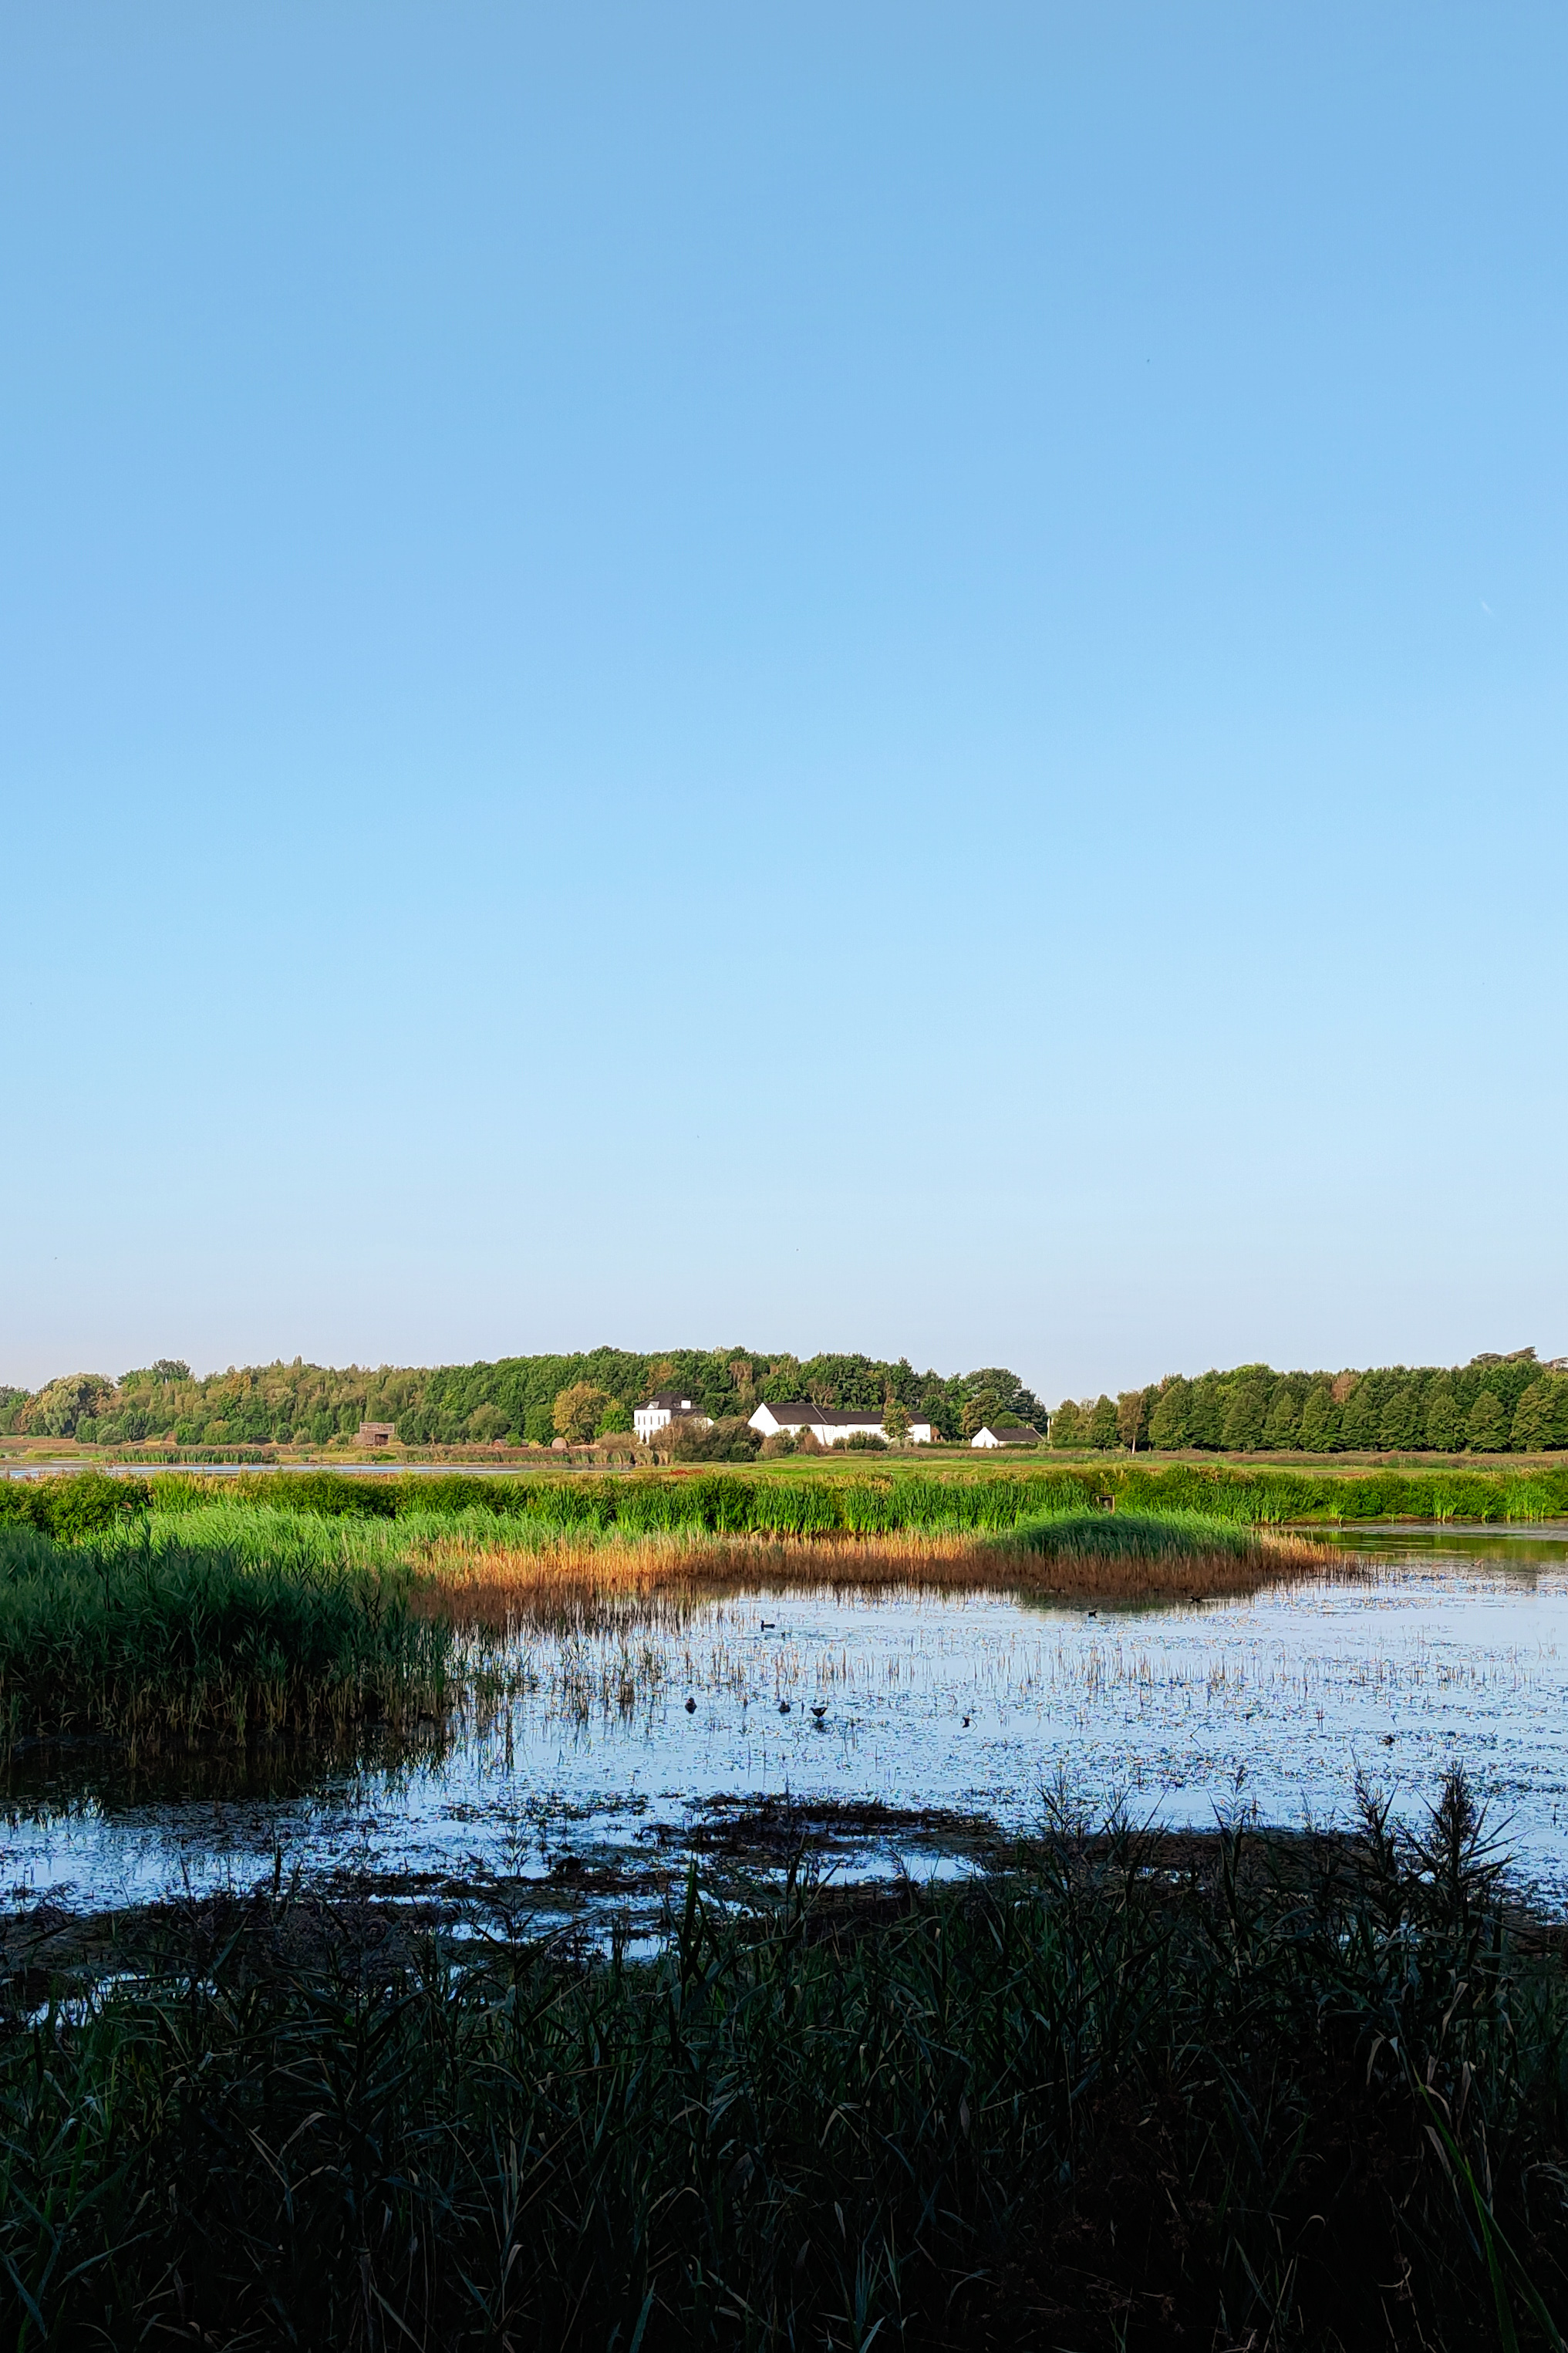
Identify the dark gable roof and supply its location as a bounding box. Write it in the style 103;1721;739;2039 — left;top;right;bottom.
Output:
980;1423;1039;1443
767;1401;889;1427
644;1391;700;1411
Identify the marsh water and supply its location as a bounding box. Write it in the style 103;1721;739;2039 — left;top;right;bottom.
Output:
8;1527;1568;1923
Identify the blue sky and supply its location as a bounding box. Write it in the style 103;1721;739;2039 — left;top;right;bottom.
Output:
3;2;1565;1399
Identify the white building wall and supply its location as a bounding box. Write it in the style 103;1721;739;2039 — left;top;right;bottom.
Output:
635;1399;708;1443
749;1404;935;1446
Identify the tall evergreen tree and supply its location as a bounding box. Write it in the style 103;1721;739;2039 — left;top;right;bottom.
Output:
1424;1378;1462;1451
1377;1381;1420;1451
1220;1374;1271;1452
1298;1383;1339;1450
1338;1379;1379;1451
1465;1389;1506;1451
1510;1378;1558;1453
1086;1395;1119;1448
1048;1400;1084;1448
1185;1374;1229;1449
1147;1379;1191;1449
1263;1382;1301;1449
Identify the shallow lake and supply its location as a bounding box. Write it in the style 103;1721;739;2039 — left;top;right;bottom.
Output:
7;1527;1568;1923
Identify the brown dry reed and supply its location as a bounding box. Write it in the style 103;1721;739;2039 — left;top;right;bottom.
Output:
411;1514;1344;1636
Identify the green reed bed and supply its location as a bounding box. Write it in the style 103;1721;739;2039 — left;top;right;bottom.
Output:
150;1495;1324;1618
8;1460;1568;1559
69;1488;1303;1582
2;1771;1564;2350
150;1456;1568;1529
1004;1504;1259;1559
0;1521;451;1748
984;1507;1344;1600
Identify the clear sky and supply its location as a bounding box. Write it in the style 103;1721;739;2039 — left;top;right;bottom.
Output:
3;2;1566;1400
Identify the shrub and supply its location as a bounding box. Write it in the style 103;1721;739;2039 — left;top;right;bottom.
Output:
0;1473;150;1542
667;1417;760;1463
249;1470;398;1519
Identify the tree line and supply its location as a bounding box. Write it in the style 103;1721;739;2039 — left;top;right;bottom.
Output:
16;1345;1560;1457
0;1352;1047;1451
1051;1349;1568;1454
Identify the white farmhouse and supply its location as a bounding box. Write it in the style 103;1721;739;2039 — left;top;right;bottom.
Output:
970;1423;1040;1449
634;1390;713;1443
748;1400;935;1447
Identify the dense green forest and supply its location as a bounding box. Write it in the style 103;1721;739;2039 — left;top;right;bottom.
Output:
0;1352;1044;1450
1054;1348;1568;1454
8;1346;1565;1457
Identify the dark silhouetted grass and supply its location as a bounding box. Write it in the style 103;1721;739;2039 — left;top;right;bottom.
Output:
2;1771;1564;2348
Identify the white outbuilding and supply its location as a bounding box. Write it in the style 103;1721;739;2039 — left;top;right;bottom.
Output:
748;1400;935;1447
969;1424;1040;1449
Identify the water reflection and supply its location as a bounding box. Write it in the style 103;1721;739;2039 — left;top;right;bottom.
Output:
5;1531;1568;1916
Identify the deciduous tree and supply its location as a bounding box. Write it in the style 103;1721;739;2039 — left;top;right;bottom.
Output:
961;1389;1003;1439
553;1383;611;1443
